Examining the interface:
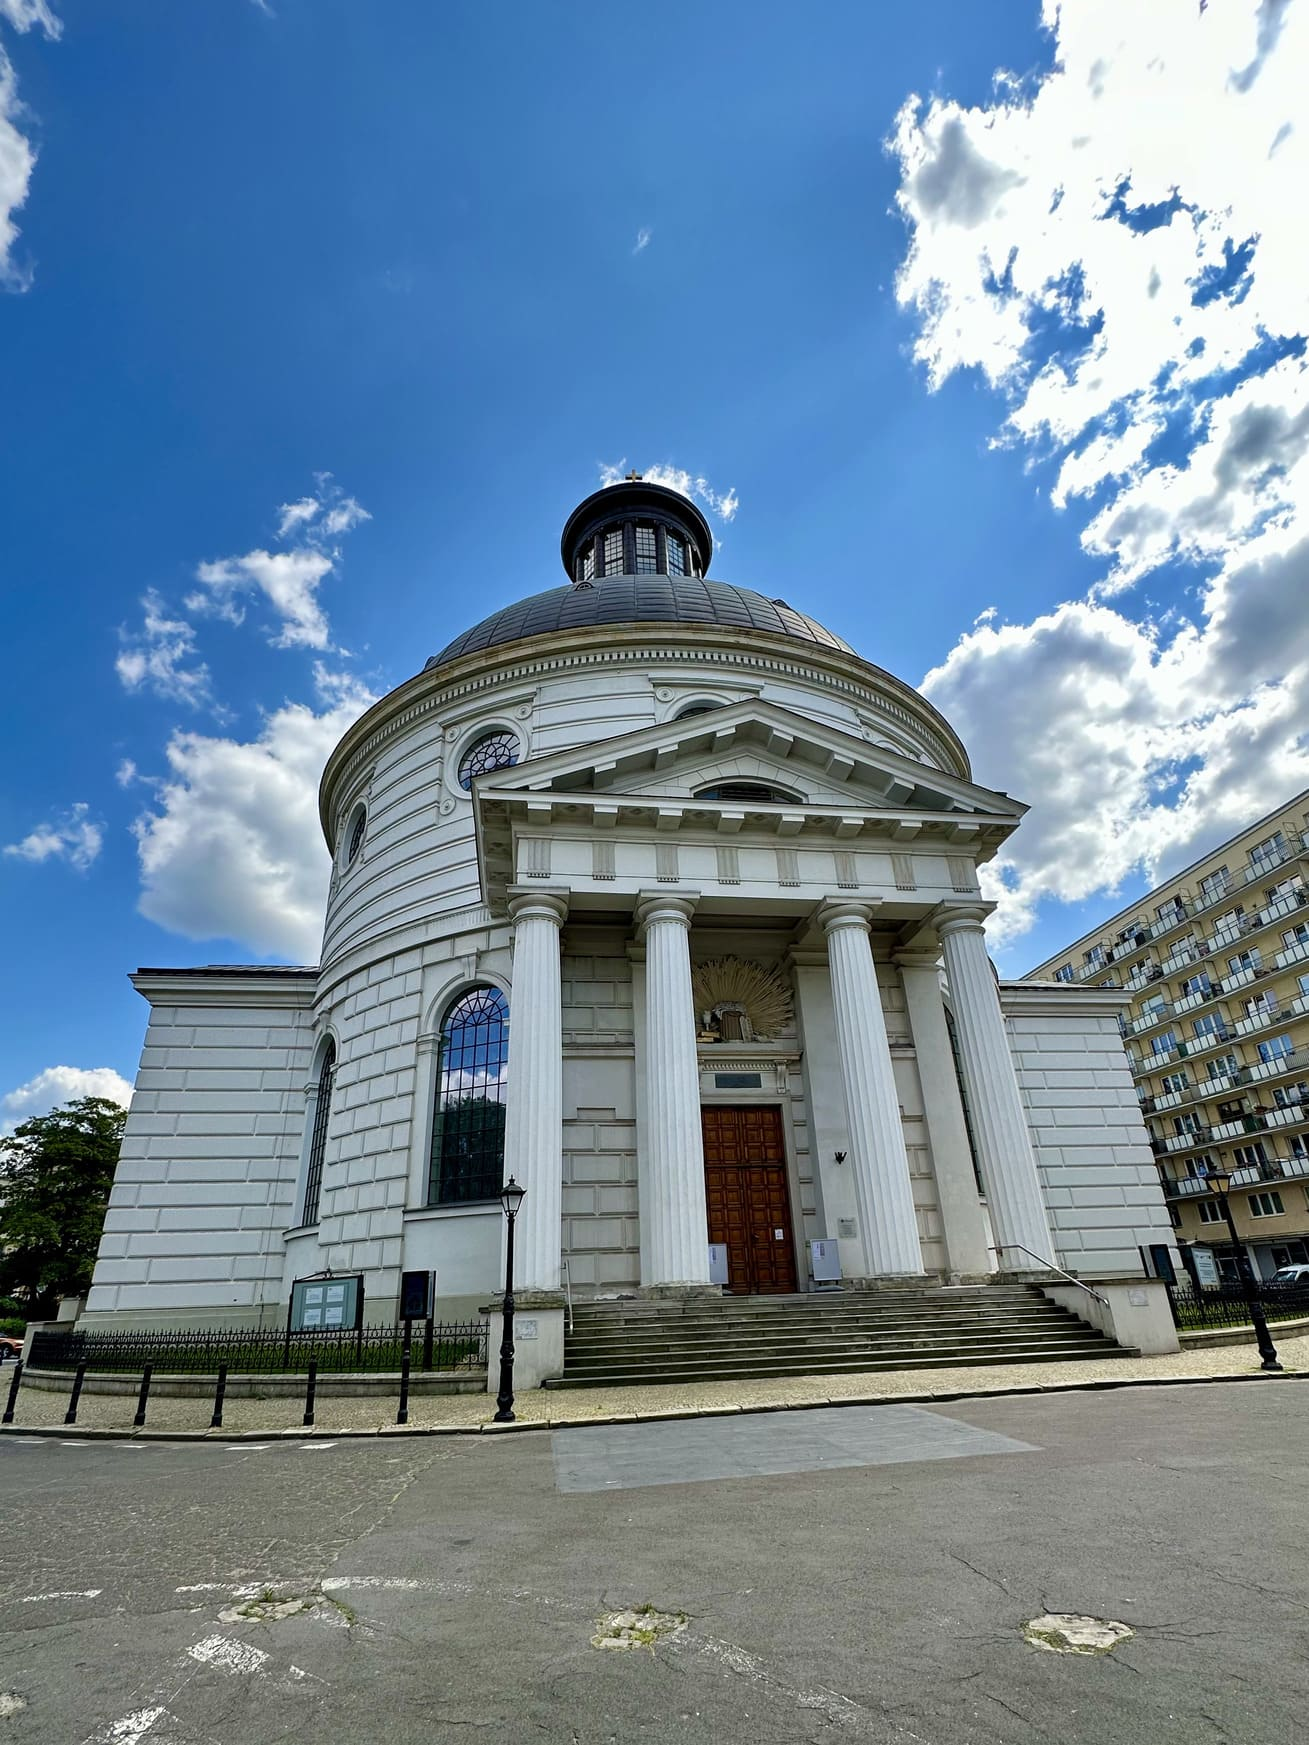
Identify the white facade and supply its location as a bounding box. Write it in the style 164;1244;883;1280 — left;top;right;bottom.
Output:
85;488;1178;1334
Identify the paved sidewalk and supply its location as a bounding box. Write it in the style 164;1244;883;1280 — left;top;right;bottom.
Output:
5;1330;1307;1436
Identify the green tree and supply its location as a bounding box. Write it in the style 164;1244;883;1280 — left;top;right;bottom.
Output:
0;1096;126;1316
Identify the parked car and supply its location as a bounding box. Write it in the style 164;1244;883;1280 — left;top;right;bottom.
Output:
1268;1265;1309;1288
0;1335;23;1363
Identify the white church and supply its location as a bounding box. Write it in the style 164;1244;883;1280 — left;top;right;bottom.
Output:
85;478;1181;1375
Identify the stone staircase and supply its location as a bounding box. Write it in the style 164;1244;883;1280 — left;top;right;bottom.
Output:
547;1284;1119;1389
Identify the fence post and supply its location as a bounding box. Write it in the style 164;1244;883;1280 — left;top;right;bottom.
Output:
397;1330;411;1426
2;1360;23;1424
210;1363;228;1429
303;1359;317;1428
422;1315;434;1372
133;1364;152;1429
64;1361;87;1426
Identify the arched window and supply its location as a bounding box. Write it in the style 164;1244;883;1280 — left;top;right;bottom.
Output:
675;701;723;720
302;1040;336;1225
347;806;366;865
428;986;509;1204
458;730;520;791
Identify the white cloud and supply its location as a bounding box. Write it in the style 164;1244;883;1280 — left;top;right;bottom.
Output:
115;758;138;788
0;1;59;289
890;0;1309;952
3;802;102;871
599;459;739;523
632;226;652;255
2;1064;132;1133
116;590;213;707
190;474;370;650
131;675;376;961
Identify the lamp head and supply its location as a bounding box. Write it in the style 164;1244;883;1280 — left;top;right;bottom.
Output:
500;1175;526;1218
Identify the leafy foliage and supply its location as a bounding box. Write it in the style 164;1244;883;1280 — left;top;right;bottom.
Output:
0;1097;126;1316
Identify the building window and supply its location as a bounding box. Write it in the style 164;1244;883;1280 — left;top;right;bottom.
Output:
1248;1190;1285;1218
579;541;596;581
1249;831;1286;872
1227;948;1262;976
458;730;520;790
302;1040;335;1226
1258;1034;1294;1063
1084;944;1107;968
675;701;723;719
695;781;803;804
666;532;686;576
634;525;658;573
603;526;624;575
1151;1030;1179;1058
1053;964;1074;983
1192;1013;1228;1042
1233;1142;1269;1168
1180;973;1211;999
1284;923;1309;948
1208;1053;1239;1080
1160;1070;1189;1094
428;987;509;1205
1199;867;1231;904
1197;1199;1223;1223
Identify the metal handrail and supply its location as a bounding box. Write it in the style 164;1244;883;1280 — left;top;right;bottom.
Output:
990;1245;1109;1307
561;1257;574;1335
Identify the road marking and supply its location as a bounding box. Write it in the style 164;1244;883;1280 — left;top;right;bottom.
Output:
321;1576;424;1592
175;1583;225;1594
88;1708;168;1744
22;1588;103;1602
187;1635;270;1676
225;1444;271;1452
297;1441;337;1450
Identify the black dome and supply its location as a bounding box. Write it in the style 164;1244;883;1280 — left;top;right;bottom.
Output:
425;574;853;670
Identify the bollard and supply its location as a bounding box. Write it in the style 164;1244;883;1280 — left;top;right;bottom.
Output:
133;1364;153;1429
64;1361;87;1426
210;1363;228;1430
397;1341;411;1426
2;1360;23;1424
422;1315;434;1373
303;1359;317;1428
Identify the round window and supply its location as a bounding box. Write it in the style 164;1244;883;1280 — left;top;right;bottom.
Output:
458;729;520;791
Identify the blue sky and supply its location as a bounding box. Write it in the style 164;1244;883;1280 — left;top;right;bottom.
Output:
2;0;1306;1121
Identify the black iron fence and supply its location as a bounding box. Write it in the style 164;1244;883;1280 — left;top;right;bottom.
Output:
1167;1282;1309;1331
28;1319;488;1376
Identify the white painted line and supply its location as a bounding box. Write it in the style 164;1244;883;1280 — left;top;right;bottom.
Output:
22;1588;103;1603
297;1442;337;1451
226;1444;271;1452
88;1707;168;1744
187;1635;270;1676
320;1576;424;1592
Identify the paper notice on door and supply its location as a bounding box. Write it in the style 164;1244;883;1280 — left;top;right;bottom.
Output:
774;1229;784;1240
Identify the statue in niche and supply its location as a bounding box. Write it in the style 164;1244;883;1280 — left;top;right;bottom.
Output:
692;957;792;1044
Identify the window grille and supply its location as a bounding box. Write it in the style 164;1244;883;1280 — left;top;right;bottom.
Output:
458;730;520;790
347;808;366;865
666;533;686;576
429;987;509;1204
603;526;624;574
634;525;658;573
302;1041;335;1225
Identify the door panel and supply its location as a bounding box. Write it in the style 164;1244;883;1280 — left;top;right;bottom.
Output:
702;1106;798;1294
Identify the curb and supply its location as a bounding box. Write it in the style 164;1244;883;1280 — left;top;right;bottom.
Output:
2;1365;1305;1444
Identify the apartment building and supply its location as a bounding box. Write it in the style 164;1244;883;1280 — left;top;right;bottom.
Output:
1026;793;1309;1284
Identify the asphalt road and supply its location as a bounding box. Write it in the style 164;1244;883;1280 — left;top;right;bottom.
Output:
2;1381;1306;1744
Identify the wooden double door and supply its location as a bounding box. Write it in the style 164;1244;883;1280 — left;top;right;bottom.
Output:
702;1105;798;1295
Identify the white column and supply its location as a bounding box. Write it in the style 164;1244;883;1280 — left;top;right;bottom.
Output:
635;892;712;1289
820;901;923;1277
503;888;568;1293
894;951;991;1277
937;906;1056;1268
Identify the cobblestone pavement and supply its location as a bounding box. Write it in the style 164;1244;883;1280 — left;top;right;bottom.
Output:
5;1331;1306;1435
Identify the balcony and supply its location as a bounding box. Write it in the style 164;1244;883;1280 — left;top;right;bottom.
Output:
1124;965;1162;992
1230;1151;1309;1190
1161;1173;1214;1200
1163;1127;1211;1153
1222;962;1263;992
1247;1045;1309;1087
1274;936;1309;971
1211;1113;1269;1142
1232;1002;1284;1037
1114;832;1309;961
1206;926;1244;953
1289;991;1309;1019
1176;984;1218;1014
1129;1003;1175;1036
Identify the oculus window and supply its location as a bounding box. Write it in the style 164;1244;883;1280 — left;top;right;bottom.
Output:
695;781;803;805
346;806;366;865
428;986;509;1204
458;730;520;790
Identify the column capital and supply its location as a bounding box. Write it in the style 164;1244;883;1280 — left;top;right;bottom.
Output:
635;890;699;938
933;900;995;938
506;886;570;928
816;895;882;935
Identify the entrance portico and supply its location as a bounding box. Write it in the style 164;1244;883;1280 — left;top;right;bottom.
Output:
481;698;1049;1296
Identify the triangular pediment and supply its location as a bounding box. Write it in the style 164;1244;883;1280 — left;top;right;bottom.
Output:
474;699;1024;821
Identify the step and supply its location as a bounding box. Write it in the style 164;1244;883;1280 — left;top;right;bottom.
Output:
564;1317;1088;1352
547;1341;1119;1388
561;1338;1105;1374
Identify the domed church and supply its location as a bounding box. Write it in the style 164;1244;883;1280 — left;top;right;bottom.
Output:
85;479;1179;1375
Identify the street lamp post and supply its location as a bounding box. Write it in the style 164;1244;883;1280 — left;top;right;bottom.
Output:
1207;1164;1282;1372
494;1176;526;1422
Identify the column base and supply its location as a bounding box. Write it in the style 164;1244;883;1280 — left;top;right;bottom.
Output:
640;1283;723;1300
